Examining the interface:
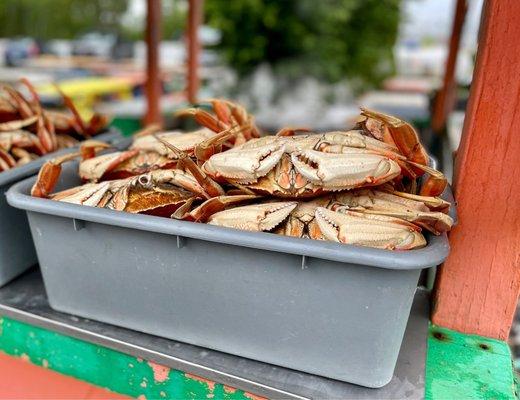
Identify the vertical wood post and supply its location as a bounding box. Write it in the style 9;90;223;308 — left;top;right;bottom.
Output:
144;0;162;125
432;0;520;340
186;0;203;104
431;0;468;133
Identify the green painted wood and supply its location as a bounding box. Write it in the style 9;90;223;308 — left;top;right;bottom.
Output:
0;316;262;400
426;323;518;400
110;118;142;136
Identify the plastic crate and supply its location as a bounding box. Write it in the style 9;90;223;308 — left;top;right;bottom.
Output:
6;159;453;387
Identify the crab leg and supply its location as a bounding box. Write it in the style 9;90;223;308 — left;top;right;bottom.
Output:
3;86;34;119
31;152;81;198
315;207;426;250
0;148;16;170
360;108;430;167
53;83;88;137
193;125;245;162
176;108;230;133
173;194;259;222
276;127;311;137
153;135;225;198
407;161;448;197
0;115;38;132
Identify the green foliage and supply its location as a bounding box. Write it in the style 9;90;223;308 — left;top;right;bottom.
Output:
122;2;188;41
0;0;129;40
205;0;401;89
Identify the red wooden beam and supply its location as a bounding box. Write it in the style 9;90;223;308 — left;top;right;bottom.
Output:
144;0;162;125
430;0;468;133
432;0;520;340
186;0;204;104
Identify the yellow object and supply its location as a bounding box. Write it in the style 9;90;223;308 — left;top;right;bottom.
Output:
36;77;136;120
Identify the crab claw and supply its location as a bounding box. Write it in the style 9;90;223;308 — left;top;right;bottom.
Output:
291;149;401;190
208;202;297;232
79;149;140;182
31;152;81;198
203;140;286;182
315;208;426;250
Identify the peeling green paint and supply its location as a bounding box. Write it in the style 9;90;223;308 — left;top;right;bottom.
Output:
426;323;518;400
0;316;261;400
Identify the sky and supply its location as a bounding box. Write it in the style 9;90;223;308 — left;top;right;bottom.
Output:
400;0;483;46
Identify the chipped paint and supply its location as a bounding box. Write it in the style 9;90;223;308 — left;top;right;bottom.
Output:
0;316;261;399
185;373;216;391
244;391;268;400
147;361;170;383
224;385;238;394
426;323;517;400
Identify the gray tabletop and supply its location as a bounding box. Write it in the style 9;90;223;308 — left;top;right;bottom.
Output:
0;269;428;399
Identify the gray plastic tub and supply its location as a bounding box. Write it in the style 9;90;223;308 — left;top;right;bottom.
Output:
0;128;122;286
6;162;452;388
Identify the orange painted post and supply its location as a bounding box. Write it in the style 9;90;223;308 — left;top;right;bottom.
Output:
144;0;162;125
186;0;204;104
432;0;520;340
430;0;468;133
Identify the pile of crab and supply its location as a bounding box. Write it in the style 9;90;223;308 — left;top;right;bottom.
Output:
31;99;453;251
0;79;108;172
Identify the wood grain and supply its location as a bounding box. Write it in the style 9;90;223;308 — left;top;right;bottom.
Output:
432;0;520;340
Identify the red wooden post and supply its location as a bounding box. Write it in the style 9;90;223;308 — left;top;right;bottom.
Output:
432;0;520;340
186;0;203;104
430;0;468;133
144;0;162;125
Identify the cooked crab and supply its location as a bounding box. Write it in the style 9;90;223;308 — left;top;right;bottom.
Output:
202;131;402;198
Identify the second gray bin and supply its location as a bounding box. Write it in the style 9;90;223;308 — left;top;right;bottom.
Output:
0;129;122;286
7;163;451;388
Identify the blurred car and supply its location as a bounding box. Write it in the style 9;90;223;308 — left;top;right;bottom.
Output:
72;32;116;58
4;38;39;67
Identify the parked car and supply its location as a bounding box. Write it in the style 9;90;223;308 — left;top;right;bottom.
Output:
4;37;39;67
72;32;116;58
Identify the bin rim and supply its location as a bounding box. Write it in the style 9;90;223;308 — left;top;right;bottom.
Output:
6;168;452;271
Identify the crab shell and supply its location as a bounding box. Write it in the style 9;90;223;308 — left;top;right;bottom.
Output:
315;207;426;250
202;132;402;198
50;169;208;217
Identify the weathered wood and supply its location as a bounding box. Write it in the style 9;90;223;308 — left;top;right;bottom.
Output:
186;0;204;104
432;0;520;340
144;0;162;125
431;0;468;133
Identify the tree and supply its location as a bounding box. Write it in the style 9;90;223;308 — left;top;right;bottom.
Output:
205;0;401;90
0;0;129;40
